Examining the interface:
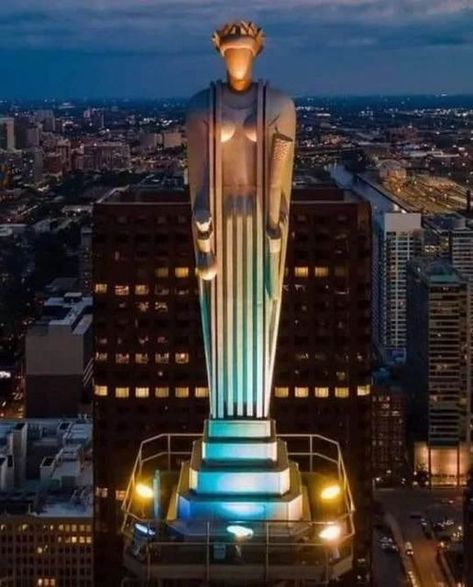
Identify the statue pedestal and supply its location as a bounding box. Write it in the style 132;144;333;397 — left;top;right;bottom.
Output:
167;419;308;531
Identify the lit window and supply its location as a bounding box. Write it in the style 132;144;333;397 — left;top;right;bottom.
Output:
94;283;107;294
275;387;289;398
115;490;126;501
155;352;169;364
314;266;329;278
95;487;108;497
94;385;108;397
175;352;189;364
95;352;108;363
335;387;349;398
115;387;129;399
155;267;169;278
357;385;371;396
336;371;347;382
315;387;329;398
195;387;209;398
155;301;168;312
175;267;189;278
115;353;130;364
175;387;189;398
155;387;169;398
135;353;149;364
136;301;149;313
295;387;309;398
114;285;129;296
135;387;149;398
294;267;309;278
135;284;149;296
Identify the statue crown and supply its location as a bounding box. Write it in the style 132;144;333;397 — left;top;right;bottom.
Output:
212;21;264;55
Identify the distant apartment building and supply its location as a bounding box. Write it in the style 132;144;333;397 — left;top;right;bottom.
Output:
83;143;130;172
0;418;93;587
0;118;15;152
373;211;423;363
25;294;93;418
407;258;469;485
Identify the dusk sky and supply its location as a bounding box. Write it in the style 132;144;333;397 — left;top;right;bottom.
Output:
1;0;472;99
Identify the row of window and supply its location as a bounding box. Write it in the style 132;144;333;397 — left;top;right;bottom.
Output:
96;352;190;364
94;385;370;400
94;385;209;399
274;385;371;398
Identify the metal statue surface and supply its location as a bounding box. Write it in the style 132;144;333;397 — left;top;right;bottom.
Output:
187;21;296;419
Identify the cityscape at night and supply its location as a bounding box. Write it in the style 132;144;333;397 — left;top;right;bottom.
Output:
0;3;473;587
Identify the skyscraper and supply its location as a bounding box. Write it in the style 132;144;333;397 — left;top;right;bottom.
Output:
407;257;469;485
373;211;423;363
0;118;15;152
92;183;373;585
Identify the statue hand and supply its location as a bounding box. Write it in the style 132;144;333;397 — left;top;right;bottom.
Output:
267;225;282;253
197;251;217;281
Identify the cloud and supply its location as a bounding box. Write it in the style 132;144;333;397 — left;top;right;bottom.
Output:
0;0;471;53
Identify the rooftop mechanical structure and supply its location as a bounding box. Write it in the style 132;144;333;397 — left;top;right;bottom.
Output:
120;20;356;586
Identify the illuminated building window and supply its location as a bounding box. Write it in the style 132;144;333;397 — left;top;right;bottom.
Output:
336;371;347;382
135;353;149;365
175;352;189;364
314;266;329;278
195;387;209;398
94;283;107;294
155;301;168;313
275;387;289;398
135;387;149;398
96;337;108;346
315;387;329;398
115;490;126;501
155;352;169;364
175;387;189;398
157;335;168;344
295;352;309;361
295;387;309;398
135;284;149;296
95;487;108;498
175;267;189;278
114;285;129;296
335;387;349;398
95;352;108;363
115;387;129;399
94;385;108;397
136;301;150;313
115;353;130;364
357;385;371;396
155;387;169;398
155;267;169;278
294;266;309;278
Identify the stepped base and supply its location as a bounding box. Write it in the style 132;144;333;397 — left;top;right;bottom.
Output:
166;419;307;527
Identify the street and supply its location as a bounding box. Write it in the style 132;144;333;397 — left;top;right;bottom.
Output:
373;488;463;587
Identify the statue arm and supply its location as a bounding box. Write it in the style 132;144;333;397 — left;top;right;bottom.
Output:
186;90;217;281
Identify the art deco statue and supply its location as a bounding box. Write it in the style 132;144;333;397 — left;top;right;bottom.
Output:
187;21;296;420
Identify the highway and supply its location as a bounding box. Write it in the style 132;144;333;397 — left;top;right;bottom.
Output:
373;488;462;587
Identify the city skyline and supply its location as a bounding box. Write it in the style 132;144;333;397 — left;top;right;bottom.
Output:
0;0;472;99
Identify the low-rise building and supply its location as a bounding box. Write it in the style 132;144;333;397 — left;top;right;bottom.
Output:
0;418;93;586
25;294;93;418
